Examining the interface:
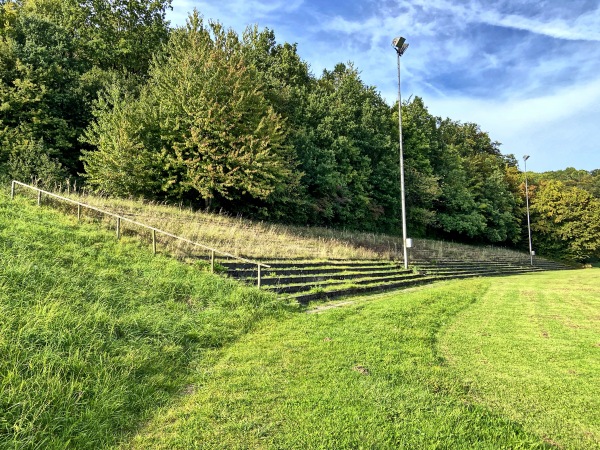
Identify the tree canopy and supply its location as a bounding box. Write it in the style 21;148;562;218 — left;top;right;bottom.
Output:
1;3;597;262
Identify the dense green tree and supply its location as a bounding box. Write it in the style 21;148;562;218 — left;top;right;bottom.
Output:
432;141;484;238
0;2;83;180
294;63;400;230
0;0;171;184
530;180;600;262
397;97;441;236
81;80;164;197
434;119;520;243
83;14;296;209
537;167;600;199
236;26;314;221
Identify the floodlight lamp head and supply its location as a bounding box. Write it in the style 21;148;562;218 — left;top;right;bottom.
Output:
392;36;409;56
393;37;405;48
523;154;530;161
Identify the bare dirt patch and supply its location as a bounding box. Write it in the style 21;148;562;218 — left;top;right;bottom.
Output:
352;365;370;375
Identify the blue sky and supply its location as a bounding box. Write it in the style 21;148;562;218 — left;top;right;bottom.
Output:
167;0;600;173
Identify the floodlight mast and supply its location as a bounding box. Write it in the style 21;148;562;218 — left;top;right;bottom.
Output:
392;36;409;269
523;155;533;266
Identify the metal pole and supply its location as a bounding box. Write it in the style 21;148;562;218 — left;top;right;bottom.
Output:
397;52;408;270
524;156;533;266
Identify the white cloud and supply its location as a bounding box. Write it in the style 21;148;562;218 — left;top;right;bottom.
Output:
425;78;600;169
406;0;600;41
168;0;304;30
477;5;600;41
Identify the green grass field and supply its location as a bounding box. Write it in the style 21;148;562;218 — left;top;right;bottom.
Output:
1;190;599;449
126;271;599;449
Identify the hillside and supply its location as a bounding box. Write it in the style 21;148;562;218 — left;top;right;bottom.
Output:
2;189;598;449
0;191;293;449
46;190;537;264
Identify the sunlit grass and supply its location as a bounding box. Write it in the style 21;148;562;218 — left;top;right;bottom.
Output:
440;269;600;448
124;270;600;449
0;191;294;449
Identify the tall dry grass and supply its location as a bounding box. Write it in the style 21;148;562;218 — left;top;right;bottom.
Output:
21;184;532;264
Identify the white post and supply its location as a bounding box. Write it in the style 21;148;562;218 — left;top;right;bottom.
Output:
524;155;533;266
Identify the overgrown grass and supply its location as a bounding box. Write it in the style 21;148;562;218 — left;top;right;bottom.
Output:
25;186;534;263
0;191;295;449
123;270;600;449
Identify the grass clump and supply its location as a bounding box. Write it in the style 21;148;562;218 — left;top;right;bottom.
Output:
0;191;294;449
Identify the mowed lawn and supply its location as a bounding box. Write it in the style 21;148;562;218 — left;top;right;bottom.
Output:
440;270;600;448
126;270;600;449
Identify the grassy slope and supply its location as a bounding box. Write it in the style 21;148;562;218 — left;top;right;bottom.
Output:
3;188;597;449
51;191;534;262
126;272;599;449
0;192;294;449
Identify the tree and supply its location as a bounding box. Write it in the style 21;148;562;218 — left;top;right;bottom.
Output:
81;80;164;197
397;97;441;236
434;119;520;243
530;180;600;262
83;13;296;210
538;167;600;199
291;63;400;230
0;2;83;181
0;0;172;183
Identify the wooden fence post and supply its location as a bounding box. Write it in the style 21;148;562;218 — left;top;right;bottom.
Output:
37;190;42;206
211;250;215;273
257;264;261;289
10;181;15;200
116;217;121;239
77;204;81;221
152;229;156;254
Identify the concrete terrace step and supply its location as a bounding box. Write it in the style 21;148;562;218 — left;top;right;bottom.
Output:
418;266;544;276
222;258;424;302
226;264;404;279
291;276;437;304
221;259;394;271
264;272;427;295
221;255;576;304
258;268;414;286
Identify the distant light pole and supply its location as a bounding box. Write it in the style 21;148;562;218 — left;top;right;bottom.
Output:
523;155;533;266
393;36;409;269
